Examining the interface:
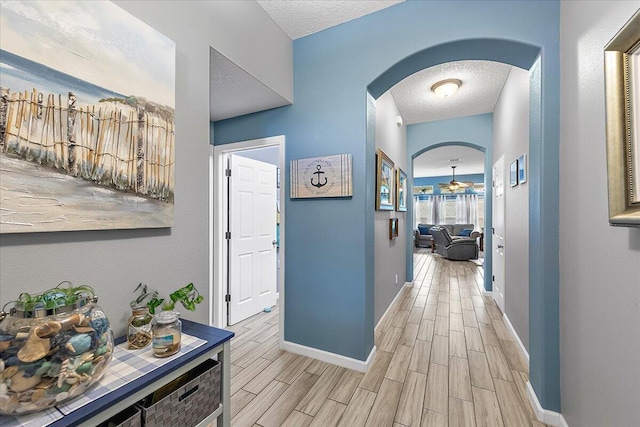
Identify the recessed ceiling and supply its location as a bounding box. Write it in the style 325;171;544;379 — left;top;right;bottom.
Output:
413;146;484;178
390;60;512;125
256;0;404;40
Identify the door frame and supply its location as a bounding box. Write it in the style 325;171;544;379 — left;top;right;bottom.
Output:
491;155;506;313
210;136;285;336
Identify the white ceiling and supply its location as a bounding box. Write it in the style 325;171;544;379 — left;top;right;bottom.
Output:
211;1;506;177
390;61;511;125
255;0;404;40
209;48;291;122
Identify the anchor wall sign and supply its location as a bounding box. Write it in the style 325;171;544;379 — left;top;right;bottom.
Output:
290;154;353;199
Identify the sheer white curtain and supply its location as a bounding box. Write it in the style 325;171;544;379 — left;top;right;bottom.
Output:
413;195;420;228
455;194;479;227
435;195;447;224
415;195;435;225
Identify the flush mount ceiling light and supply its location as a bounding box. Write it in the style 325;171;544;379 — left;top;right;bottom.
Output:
431;79;462;98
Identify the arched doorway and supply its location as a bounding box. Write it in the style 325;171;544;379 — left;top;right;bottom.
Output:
411;142;490;286
366;38;559;413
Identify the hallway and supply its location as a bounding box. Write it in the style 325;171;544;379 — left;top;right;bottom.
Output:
228;248;545;426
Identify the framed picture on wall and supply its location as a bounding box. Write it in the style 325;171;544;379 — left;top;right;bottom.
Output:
376;149;395;210
290;154;353;198
510;159;519;187
389;218;399;239
0;1;176;234
396;167;408;212
518;154;527;184
604;10;640;226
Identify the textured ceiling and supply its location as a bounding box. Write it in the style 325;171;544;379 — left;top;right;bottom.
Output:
210;48;290;122
413;145;485;179
397;61;511;177
256;0;404;40
390;60;512;125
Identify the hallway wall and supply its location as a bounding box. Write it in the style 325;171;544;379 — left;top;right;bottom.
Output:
493;67;530;351
374;91;407;325
559;2;640;426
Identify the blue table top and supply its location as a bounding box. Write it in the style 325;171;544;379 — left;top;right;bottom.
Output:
47;320;234;427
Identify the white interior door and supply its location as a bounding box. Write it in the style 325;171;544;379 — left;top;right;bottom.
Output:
492;156;506;313
228;154;277;325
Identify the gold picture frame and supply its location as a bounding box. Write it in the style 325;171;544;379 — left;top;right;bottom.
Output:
376;149;395;210
604;10;640;227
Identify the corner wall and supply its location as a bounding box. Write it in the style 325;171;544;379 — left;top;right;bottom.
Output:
374;92;407;325
560;2;640;425
493;67;530;351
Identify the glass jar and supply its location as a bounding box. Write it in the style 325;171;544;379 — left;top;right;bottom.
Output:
0;297;114;415
127;306;153;349
152;311;181;358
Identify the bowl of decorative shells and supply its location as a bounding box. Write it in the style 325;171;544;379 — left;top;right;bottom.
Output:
0;282;113;415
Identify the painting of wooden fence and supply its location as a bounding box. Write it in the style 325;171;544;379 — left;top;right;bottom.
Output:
0;1;175;233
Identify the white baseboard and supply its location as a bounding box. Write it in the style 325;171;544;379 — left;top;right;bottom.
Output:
281;340;376;373
375;281;411;332
504;316;567;426
503;313;530;364
525;381;568;427
482;289;493;297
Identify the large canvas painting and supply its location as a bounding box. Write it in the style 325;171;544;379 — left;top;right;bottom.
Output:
0;1;175;233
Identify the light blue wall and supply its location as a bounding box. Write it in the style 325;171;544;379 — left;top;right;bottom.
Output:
407;114;493;293
213;0;560;411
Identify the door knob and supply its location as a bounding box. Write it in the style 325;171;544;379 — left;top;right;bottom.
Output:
272;240;277;246
497;245;504;249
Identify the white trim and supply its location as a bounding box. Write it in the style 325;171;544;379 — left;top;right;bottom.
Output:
212;136;286;331
208;145;215;327
282;340;377;373
525;381;568;427
503;313;530;364
483;289;493;297
375;281;411;332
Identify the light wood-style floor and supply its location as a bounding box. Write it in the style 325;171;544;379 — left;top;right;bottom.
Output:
227;248;547;427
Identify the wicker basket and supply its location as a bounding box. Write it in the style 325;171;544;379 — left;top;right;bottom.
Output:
97;406;141;427
138;359;221;427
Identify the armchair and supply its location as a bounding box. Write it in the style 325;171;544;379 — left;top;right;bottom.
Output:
430;225;479;261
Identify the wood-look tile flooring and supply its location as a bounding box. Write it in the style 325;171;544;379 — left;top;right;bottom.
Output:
227;248;547;427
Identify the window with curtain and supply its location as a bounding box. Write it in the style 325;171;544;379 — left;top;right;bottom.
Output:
456;194;479;226
415;194;485;229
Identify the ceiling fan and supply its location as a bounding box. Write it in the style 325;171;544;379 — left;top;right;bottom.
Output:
438;166;474;192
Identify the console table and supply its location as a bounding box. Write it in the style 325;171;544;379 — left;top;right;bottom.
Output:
41;320;234;427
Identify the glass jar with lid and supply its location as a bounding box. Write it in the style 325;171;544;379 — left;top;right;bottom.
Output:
152;310;181;357
127;306;153;349
0;283;114;415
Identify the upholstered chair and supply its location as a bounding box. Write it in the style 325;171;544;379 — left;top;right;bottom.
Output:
429;225;479;261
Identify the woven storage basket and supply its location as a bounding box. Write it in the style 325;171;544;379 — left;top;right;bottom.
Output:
138;359;221;427
97;406;141;427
